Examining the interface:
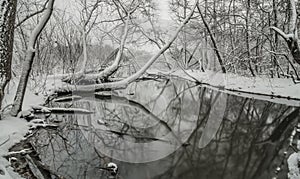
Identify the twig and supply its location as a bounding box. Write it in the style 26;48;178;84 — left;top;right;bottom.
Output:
0;136;10;147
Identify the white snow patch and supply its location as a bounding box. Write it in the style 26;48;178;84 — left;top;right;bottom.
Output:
2;75;68;113
2;78;45;111
288;152;300;179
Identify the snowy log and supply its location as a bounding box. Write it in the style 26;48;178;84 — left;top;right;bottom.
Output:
32;106;93;114
53;95;82;103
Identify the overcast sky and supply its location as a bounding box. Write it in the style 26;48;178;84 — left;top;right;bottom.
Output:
54;0;172;51
158;0;171;20
54;0;171;21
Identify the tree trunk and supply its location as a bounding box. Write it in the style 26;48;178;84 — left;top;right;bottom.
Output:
10;0;54;116
246;0;255;77
197;4;226;73
0;0;17;113
270;0;300;66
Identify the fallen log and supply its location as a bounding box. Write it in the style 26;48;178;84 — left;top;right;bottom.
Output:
32;106;93;114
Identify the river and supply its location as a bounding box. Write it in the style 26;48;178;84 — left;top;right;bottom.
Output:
29;78;298;179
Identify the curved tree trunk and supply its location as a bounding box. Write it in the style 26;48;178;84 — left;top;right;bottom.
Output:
0;0;17;114
10;0;54;116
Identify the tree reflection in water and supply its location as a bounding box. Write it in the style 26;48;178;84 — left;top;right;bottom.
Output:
30;79;298;179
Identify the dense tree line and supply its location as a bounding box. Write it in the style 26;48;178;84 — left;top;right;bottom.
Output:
170;0;300;77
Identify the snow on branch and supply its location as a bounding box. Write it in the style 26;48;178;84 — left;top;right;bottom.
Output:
27;0;54;50
6;148;32;156
289;0;297;34
270;26;289;40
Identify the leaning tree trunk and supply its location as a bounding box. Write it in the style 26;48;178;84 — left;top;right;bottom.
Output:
0;0;17;113
10;0;54;116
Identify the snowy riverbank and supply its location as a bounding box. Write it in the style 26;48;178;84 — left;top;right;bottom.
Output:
0;79;45;178
147;69;300;107
0;117;29;179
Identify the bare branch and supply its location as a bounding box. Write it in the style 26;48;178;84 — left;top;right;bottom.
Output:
15;2;47;28
83;13;131;81
270;26;289;40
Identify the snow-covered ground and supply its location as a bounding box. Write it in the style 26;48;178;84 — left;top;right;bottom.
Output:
147;69;300;107
0;117;29;179
2;78;46;111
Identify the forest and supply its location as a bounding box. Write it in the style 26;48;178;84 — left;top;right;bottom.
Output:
0;0;300;178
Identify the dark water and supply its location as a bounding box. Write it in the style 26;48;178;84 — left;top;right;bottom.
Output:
31;79;299;179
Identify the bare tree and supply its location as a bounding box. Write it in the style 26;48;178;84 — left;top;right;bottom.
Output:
10;0;55;116
61;0;104;82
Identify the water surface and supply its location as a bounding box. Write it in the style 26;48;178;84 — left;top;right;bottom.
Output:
31;79;298;179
